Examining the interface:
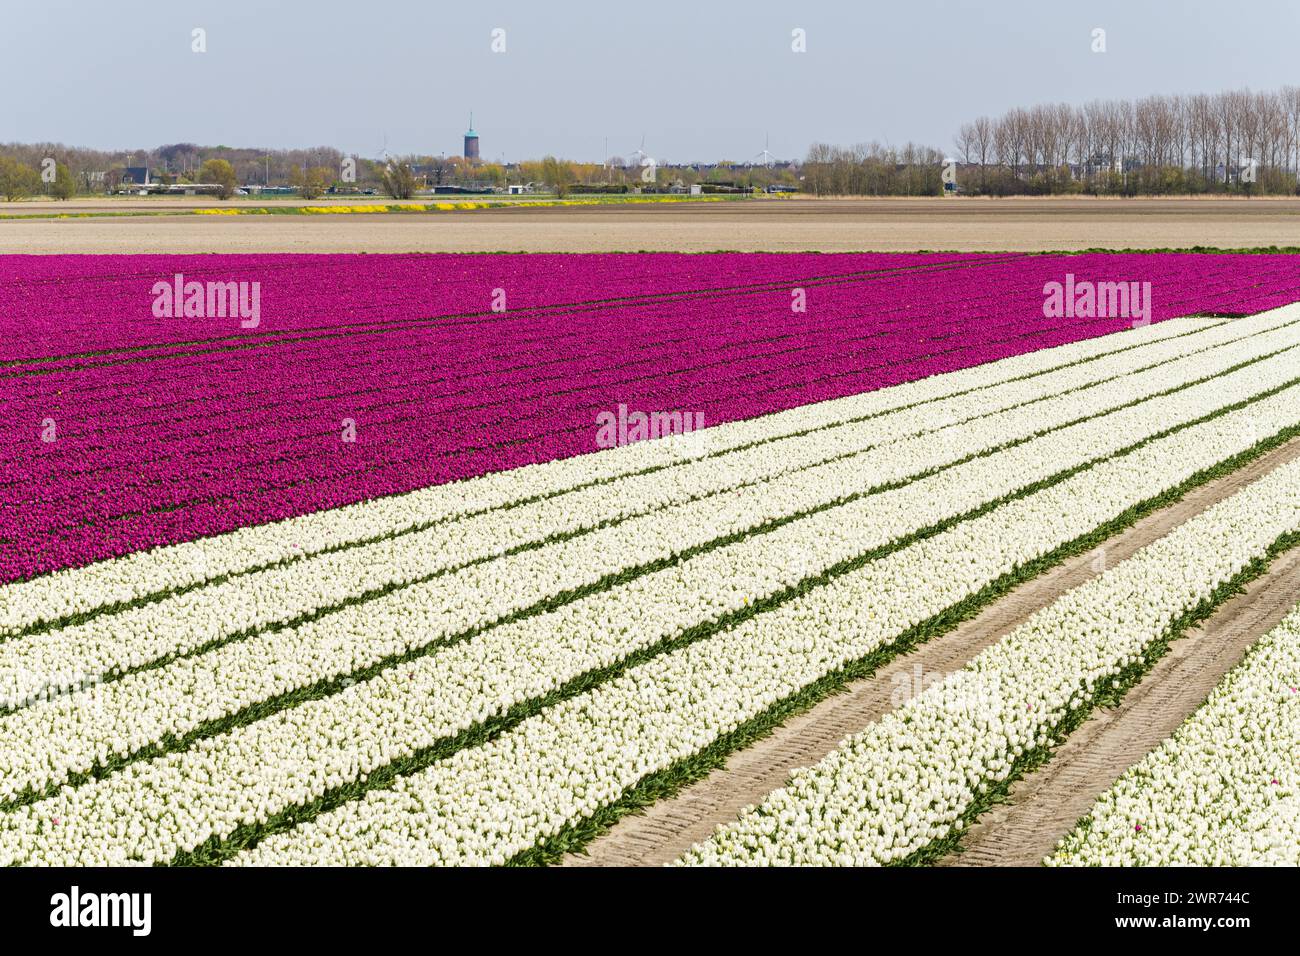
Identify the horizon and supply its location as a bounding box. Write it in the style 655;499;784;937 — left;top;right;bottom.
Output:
6;0;1298;162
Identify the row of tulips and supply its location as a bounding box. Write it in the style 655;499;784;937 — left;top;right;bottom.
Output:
2;252;972;362
4;302;1153;581
7;254;1300;581
5;302;1111;505
7;252;1295;365
5;309;1295;695
225;389;1300;866
678;456;1300;866
1047;603;1300;866
0;309;1231;638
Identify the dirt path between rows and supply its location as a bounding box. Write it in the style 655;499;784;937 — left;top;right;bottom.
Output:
561;435;1300;867
944;546;1300;868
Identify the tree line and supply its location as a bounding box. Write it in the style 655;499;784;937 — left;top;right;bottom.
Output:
8;85;1299;201
954;86;1300;195
802;86;1300;197
0;140;800;201
0;142;355;201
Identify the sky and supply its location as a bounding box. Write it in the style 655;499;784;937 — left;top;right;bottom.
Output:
5;0;1298;163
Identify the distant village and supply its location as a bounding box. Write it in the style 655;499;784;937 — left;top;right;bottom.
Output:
0;121;802;201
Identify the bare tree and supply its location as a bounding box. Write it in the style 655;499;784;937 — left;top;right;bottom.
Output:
971;116;993;190
380;158;418;200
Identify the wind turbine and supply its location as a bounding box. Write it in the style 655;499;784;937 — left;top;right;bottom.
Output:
377;132;390;163
630;134;651;167
755;133;775;168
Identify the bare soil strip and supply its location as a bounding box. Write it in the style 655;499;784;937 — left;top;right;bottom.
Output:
943;547;1300;868
561;434;1300;867
6;197;1300;253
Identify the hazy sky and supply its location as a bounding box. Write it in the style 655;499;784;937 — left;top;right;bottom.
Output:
6;0;1297;162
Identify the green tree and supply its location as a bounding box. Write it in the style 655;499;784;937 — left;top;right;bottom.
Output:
0;157;42;201
540;156;576;197
289;165;332;199
51;162;77;200
476;162;506;187
199;158;238;199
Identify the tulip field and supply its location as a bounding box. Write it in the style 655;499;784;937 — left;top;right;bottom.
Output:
2;251;1300;866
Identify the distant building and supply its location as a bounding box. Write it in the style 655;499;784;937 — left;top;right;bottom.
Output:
464;115;480;162
122;166;151;186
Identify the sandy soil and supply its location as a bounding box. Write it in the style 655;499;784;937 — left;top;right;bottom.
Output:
3;196;1300;253
561;435;1300;867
